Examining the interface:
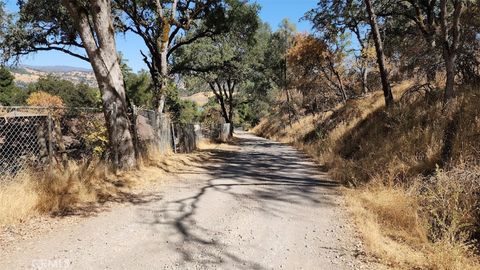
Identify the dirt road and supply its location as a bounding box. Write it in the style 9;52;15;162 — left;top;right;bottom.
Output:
0;132;364;269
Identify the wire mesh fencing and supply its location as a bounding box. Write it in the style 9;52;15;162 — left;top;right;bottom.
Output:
0;106;107;182
0;107;47;180
0;105;228;182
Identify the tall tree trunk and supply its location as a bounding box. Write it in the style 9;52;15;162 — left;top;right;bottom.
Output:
209;81;230;124
157;47;168;113
443;52;456;101
361;67;369;94
227;81;235;136
440;0;463;103
154;28;169;114
153;0;178;114
425;36;437;83
63;0;136;170
364;0;394;107
330;61;348;103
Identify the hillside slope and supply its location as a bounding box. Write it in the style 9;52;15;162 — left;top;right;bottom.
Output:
11;66;97;87
253;82;480;269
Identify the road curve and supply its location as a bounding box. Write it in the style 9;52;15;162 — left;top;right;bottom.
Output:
0;132;363;269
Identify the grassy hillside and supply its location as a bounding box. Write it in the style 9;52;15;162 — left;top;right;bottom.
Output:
11;67;97;88
253;82;480;269
180;91;214;107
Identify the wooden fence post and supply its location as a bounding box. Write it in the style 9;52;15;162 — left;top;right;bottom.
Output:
131;104;141;162
153;111;160;150
171;122;177;154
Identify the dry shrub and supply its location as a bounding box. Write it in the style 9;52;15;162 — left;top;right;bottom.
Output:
254;81;413;169
420;167;480;245
1;160;130;225
347;182;480;269
345;186;429;268
0;158;174;227
340;88;480;268
35;161;115;214
26;91;64;108
0;138;216;227
330;87;480;186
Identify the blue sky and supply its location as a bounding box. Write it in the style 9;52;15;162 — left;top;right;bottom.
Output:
4;0;316;72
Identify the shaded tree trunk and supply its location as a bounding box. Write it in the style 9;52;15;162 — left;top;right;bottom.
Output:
443;51;456;101
329;60;348;103
440;0;463;103
227;80;235;136
425;37;437;83
153;1;174;114
63;0;136;170
209;80;235;137
364;0;394;107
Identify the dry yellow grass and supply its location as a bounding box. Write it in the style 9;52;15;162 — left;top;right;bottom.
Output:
0;174;39;226
0;143;213;227
254;82;480;269
346;182;480;270
180;91;214;107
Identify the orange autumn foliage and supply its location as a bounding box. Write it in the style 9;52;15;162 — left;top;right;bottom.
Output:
26;91;64;108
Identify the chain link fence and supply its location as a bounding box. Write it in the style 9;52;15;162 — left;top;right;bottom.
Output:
0;105;232;182
0;106;107;182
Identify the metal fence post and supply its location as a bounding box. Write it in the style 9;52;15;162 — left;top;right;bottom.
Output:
47;110;53;167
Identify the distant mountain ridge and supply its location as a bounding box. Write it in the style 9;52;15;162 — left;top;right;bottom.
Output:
11;65;97;88
21;65;93;73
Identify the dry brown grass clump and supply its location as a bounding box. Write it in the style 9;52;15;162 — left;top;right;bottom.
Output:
0;173;39;226
0;143;211;227
346;177;480;269
0;162;111;226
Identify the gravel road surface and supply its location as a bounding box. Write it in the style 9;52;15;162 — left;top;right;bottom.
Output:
0;132;365;269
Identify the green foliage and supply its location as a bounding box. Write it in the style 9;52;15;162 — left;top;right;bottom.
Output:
166;85;200;125
0;2;5;39
1;0;82;63
0;67;27;105
125;70;153;108
200;97;223;125
174;2;261;78
174;2;284;128
0;2;15;63
27;75;100;108
119;55;154;108
181;76;208;96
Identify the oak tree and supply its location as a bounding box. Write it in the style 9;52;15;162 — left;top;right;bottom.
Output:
2;0;137;169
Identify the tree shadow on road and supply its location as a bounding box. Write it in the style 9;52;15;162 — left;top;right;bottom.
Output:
137;134;341;269
51;191;164;218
